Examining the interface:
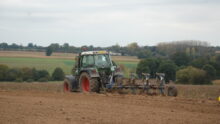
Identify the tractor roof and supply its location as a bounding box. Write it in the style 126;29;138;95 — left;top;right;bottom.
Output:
81;51;109;55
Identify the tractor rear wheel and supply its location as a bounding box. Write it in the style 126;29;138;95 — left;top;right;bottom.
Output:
79;72;100;93
63;79;72;92
167;86;178;97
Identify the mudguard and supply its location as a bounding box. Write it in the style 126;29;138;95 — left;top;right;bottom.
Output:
65;75;78;91
80;68;100;78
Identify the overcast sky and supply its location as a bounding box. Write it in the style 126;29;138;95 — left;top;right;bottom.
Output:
0;0;220;47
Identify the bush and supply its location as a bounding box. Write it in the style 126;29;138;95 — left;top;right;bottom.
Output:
176;66;210;85
0;64;9;81
21;67;34;81
6;68;23;81
52;67;65;81
31;68;39;81
37;70;50;81
30;69;50;81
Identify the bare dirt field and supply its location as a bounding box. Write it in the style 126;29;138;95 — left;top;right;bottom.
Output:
0;83;220;124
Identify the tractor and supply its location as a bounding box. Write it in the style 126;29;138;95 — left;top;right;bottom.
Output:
63;50;123;93
63;50;178;97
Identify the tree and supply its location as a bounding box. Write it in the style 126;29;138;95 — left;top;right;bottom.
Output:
11;43;20;49
136;58;161;78
127;42;139;50
191;57;208;68
171;52;191;66
202;64;216;80
127;42;139;56
157;40;211;57
63;43;69;52
215;55;220;78
136;60;150;78
28;43;34;48
50;43;60;51
158;61;177;82
137;49;152;59
46;46;53;56
52;67;65;81
0;43;8;50
109;44;121;53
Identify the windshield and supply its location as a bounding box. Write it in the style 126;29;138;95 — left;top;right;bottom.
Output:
94;54;111;67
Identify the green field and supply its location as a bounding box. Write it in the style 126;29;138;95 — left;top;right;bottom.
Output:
0;57;138;77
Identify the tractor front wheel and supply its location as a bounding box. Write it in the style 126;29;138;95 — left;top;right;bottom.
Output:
63;79;72;92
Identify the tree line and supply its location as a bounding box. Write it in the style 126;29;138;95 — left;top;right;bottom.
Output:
2;40;219;59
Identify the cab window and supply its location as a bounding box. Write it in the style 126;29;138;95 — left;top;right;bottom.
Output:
81;55;94;67
94;54;110;67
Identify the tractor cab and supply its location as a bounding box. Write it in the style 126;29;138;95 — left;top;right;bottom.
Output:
73;51;118;76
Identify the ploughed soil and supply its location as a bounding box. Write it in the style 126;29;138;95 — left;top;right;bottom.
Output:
0;89;219;124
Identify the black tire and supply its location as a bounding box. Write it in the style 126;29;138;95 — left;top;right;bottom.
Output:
90;78;100;93
63;79;72;92
167;86;178;97
79;72;100;93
